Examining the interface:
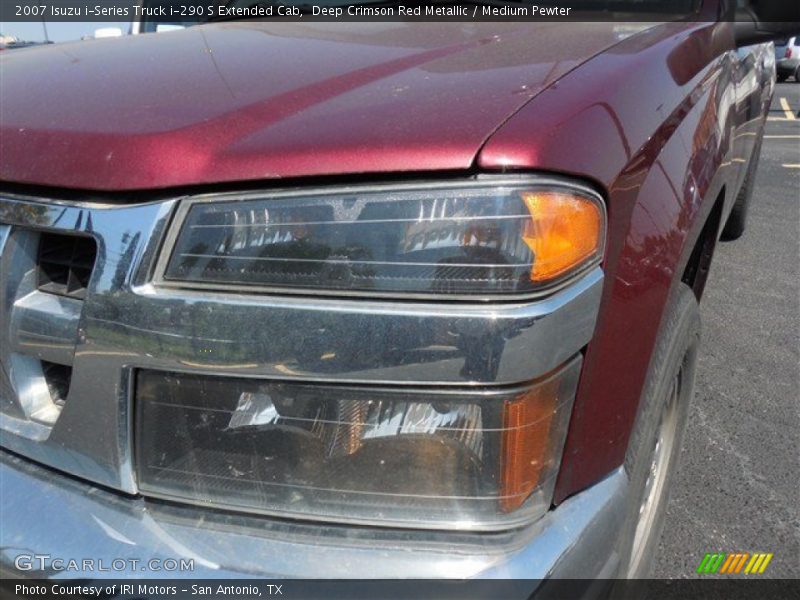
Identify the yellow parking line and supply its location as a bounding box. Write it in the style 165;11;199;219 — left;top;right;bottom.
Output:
780;97;796;120
764;135;800;139
768;98;797;121
782;164;800;169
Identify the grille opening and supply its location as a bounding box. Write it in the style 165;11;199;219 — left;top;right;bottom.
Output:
37;233;97;299
41;361;72;407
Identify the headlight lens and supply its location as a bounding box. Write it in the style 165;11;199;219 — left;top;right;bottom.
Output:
161;182;604;297
136;357;581;530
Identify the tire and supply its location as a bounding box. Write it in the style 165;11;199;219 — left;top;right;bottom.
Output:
721;136;762;241
616;284;700;578
795;66;800;82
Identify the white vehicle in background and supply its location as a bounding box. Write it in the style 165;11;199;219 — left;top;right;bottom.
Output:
775;36;800;82
131;21;189;34
131;0;196;34
93;27;124;39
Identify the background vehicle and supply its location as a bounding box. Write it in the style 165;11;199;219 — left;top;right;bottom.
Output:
0;0;796;589
0;39;52;51
775;36;800;82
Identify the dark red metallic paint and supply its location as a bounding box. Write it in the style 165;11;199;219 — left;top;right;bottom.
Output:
0;22;627;190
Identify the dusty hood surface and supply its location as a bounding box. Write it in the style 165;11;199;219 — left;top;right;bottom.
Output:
1;22;630;191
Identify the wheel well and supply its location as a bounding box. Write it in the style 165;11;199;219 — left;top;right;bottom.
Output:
681;189;725;301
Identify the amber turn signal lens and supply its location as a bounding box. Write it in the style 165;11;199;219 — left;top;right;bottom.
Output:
521;191;604;283
499;375;562;513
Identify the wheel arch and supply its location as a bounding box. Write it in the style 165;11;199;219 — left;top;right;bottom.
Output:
680;187;726;301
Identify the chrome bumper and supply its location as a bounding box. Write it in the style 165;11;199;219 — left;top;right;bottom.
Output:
0;450;626;579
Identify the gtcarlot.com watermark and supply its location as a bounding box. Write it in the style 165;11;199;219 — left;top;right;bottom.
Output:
14;553;194;573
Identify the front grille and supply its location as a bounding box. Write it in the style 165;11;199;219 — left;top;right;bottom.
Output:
37;232;97;299
0;192;174;491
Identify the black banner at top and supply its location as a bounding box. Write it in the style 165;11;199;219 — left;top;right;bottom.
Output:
0;0;792;24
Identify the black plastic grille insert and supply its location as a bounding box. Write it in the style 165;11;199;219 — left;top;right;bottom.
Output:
37;232;97;299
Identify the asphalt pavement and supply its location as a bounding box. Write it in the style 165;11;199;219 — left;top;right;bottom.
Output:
654;82;800;578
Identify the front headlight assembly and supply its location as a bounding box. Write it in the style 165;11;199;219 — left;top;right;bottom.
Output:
158;179;605;298
143;178;605;531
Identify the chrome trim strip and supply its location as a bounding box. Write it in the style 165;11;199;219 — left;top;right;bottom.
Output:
11;291;82;366
0;224;9;255
0;450;627;579
123;267;602;385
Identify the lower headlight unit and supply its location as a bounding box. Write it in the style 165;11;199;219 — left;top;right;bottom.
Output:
135;357;581;531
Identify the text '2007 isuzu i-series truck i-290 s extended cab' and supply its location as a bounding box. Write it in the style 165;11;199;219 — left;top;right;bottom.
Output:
0;0;797;588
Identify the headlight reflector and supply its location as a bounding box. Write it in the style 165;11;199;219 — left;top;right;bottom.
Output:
161;182;604;297
135;357;581;530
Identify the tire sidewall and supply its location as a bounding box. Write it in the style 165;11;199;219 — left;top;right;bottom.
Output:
617;284;701;578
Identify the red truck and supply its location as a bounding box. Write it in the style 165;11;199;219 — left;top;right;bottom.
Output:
0;0;796;587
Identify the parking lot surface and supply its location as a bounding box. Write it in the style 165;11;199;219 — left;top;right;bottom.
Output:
654;82;800;578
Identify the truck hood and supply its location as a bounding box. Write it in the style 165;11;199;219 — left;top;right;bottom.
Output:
0;22;630;191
